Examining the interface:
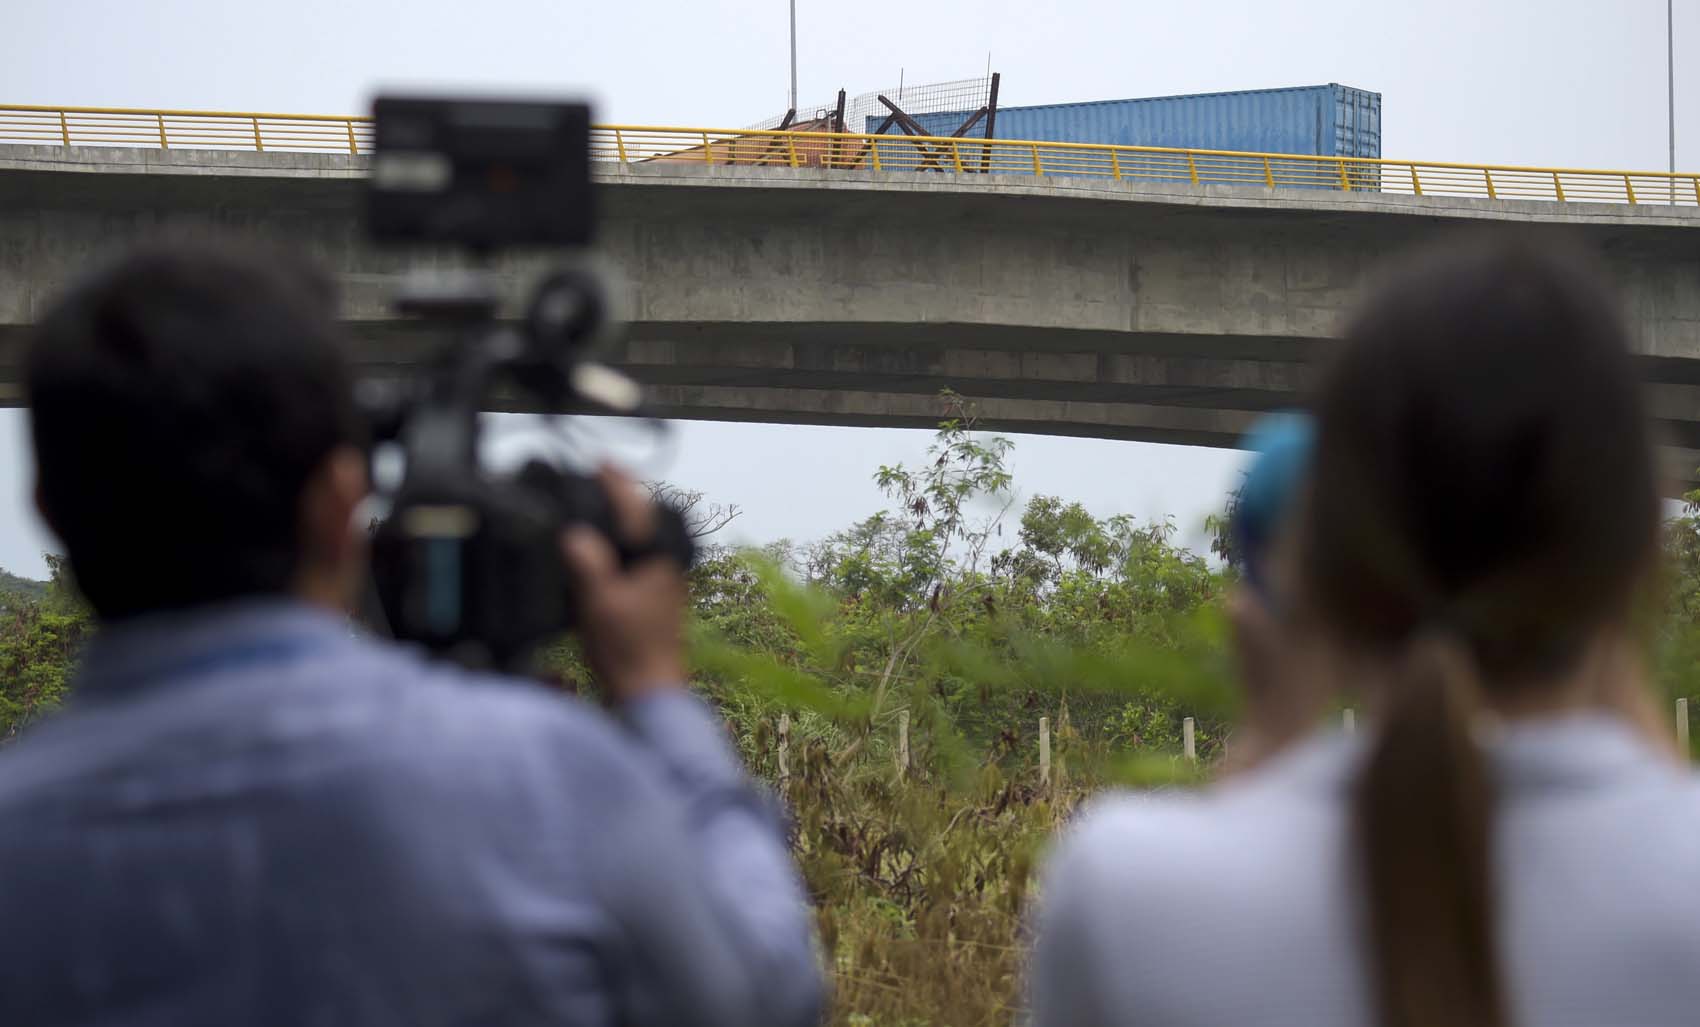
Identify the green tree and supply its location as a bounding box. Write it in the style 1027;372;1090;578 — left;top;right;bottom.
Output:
0;555;93;741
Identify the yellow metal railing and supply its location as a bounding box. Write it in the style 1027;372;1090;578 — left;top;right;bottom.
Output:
0;105;373;154
4;105;1699;207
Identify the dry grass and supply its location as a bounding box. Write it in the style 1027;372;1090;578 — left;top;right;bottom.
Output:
770;736;1105;1026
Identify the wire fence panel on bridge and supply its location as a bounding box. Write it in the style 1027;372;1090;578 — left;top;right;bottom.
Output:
4;105;1697;208
746;75;994;133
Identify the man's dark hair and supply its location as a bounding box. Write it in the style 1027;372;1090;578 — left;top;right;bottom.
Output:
25;239;363;620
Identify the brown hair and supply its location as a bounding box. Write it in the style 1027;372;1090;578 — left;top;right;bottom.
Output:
1299;236;1660;1027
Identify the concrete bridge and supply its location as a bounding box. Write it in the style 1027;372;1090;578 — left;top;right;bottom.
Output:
2;145;1698;489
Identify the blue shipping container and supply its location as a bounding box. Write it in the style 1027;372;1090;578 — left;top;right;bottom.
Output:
866;84;1381;159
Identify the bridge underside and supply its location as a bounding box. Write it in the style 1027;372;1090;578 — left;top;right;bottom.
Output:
3;317;1699;493
356;320;1700;493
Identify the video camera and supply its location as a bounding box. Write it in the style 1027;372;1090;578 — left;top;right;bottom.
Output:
360;96;695;672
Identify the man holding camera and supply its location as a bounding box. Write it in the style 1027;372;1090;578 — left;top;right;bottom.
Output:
0;241;825;1026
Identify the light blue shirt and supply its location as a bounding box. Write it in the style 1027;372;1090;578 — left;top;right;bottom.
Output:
1031;714;1700;1027
0;600;823;1027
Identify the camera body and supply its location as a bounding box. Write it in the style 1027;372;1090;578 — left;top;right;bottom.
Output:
363;96;693;671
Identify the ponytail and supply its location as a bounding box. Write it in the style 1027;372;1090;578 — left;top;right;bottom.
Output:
1355;633;1506;1027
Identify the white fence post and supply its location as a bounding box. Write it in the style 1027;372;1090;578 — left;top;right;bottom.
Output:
1182;716;1196;761
1039;716;1052;789
1343;708;1357;735
776;713;791;787
1678;698;1690;754
896;709;911;778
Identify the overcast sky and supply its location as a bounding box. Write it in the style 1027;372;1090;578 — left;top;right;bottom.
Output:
2;0;1695;577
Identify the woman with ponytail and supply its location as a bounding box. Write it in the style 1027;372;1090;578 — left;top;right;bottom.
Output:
1030;236;1695;1027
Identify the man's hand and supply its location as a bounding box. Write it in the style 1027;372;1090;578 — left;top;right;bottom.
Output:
561;467;688;704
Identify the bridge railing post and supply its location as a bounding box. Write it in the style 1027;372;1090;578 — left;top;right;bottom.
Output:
1031;143;1043;176
156;113;169;149
252;117;264;152
1624;174;1636;204
614;128;628;164
58;110;70;146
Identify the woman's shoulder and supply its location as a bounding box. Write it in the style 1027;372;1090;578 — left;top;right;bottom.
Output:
1054;788;1324;887
1043;735;1359;912
1030;744;1367;1026
1057;789;1235;869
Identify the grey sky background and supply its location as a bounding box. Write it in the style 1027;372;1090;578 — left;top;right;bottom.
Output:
2;0;1696;577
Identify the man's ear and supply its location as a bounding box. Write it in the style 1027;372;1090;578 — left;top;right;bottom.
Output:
299;446;369;570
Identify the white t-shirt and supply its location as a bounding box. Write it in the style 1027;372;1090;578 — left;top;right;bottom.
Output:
1030;713;1700;1027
